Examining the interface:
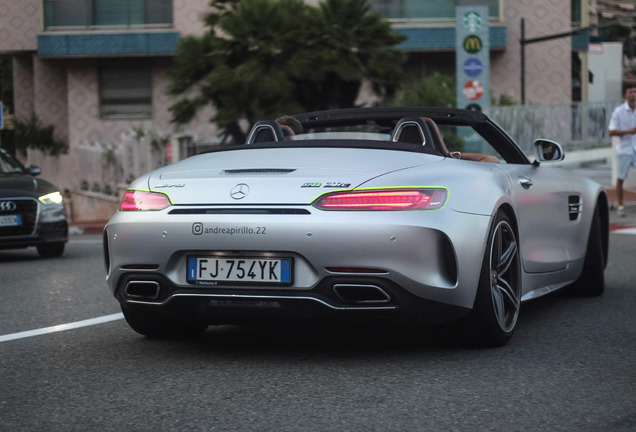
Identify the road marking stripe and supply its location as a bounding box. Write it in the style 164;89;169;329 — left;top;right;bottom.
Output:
611;227;636;235
0;313;123;343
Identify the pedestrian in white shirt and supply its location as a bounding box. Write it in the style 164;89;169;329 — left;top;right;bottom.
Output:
608;85;636;217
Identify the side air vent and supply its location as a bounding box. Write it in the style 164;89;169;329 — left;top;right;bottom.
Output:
224;169;296;174
568;195;582;221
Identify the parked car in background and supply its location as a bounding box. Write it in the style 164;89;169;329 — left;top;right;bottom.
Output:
0;147;68;257
104;107;609;346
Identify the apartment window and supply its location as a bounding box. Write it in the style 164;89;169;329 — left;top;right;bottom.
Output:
369;0;500;20
369;0;403;18
99;63;152;119
43;0;89;27
43;0;173;29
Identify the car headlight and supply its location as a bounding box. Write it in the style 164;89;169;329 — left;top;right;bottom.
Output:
38;191;64;205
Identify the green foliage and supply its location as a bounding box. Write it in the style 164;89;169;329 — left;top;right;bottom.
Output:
0;56;16;154
385;73;464;150
168;0;405;143
13;112;68;157
599;22;631;42
493;93;517;106
385;72;456;108
0;55;13;113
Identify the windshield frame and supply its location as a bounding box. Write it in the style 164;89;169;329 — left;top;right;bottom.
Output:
0;147;27;175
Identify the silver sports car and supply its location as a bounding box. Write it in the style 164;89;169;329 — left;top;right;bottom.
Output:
103;107;609;346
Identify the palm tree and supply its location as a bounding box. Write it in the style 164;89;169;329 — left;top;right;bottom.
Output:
168;0;405;143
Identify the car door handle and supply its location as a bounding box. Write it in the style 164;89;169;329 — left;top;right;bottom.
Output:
518;176;533;189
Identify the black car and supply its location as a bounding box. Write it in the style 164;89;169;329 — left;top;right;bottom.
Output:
0;147;68;257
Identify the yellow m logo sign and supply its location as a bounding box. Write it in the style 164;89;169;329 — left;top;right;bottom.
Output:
463;35;482;54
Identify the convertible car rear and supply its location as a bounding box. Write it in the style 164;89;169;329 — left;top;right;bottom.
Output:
103;107;609;346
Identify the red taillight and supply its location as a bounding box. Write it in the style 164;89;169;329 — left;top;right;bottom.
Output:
120;190;172;211
313;189;447;211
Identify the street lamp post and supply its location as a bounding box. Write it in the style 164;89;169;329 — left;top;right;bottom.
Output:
520;18;604;104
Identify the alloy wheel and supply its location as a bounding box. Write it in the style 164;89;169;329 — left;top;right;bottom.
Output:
488;219;521;333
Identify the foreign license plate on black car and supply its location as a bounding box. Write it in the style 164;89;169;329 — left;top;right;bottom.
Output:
0;215;21;227
187;257;292;285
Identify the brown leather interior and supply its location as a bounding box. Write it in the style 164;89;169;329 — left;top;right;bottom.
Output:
421;117;450;157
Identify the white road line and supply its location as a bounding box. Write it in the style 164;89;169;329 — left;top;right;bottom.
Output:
612;227;636;235
0;313;124;343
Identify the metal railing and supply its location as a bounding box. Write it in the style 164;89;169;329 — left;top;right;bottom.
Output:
74;100;621;198
76;130;169;198
489;100;620;155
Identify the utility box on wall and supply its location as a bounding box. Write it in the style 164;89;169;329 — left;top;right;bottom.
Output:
588;42;623;103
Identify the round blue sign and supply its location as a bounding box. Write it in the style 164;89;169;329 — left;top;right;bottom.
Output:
463;58;483;78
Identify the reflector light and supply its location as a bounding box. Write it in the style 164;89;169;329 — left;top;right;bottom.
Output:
121;264;161;270
314;189;446;211
120;190;171;211
326;267;388;274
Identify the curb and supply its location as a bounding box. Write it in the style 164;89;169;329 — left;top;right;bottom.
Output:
69;222;107;235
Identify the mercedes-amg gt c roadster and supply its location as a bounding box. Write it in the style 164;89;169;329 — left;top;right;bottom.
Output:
103;107;609;346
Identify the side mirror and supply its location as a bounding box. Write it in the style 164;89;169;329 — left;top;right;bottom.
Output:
27;165;42;176
533;139;564;164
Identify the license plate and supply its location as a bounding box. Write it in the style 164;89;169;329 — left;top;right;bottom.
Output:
0;215;21;227
187;256;292;285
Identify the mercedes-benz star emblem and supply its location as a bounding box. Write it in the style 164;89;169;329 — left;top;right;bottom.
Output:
0;201;17;212
230;183;250;200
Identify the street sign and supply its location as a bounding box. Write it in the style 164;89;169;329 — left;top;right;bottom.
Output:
456;6;490;112
462;80;484;101
463;58;483;78
463;35;483;54
456;6;490;152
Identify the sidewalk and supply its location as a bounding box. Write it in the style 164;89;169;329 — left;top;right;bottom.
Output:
69;221;107;235
605;187;636;230
566;158;636;229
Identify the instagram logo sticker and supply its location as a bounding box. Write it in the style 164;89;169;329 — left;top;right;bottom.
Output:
192;222;203;235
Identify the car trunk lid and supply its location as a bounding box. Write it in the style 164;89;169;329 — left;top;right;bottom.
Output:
148;147;440;205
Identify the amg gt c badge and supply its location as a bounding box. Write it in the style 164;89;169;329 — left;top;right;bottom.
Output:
231;183;250;200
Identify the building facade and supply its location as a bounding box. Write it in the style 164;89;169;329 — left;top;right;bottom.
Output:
0;0;218;220
0;0;589;221
370;0;589;104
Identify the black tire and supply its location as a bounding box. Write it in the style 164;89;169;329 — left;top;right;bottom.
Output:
37;242;65;258
465;211;521;347
566;206;605;297
121;306;208;339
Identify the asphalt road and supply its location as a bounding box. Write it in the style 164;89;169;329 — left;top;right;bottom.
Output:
0;233;635;432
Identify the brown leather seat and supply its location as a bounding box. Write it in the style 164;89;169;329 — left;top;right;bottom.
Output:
391;116;449;157
421;117;450;157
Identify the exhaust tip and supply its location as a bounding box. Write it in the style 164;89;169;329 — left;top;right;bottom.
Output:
125;281;160;300
333;284;391;305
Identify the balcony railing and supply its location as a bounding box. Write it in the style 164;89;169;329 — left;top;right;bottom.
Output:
43;0;173;30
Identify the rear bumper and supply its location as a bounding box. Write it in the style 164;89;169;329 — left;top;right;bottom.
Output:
114;271;471;325
104;206;492;322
